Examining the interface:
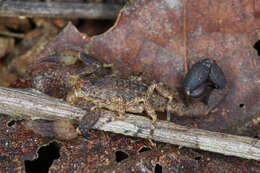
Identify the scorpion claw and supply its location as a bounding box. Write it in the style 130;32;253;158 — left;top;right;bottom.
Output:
209;60;227;89
183;58;226;97
183;59;210;97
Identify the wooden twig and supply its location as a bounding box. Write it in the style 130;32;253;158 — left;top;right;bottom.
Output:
0;1;123;19
0;87;85;121
0;29;25;38
0;86;260;161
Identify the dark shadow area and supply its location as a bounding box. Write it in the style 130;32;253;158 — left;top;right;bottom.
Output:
154;164;162;173
115;150;128;162
25;141;61;173
194;156;202;160
138;146;151;153
253;40;260;56
7;120;16;127
77;19;116;37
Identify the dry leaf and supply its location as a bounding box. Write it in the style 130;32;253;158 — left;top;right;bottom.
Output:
37;0;260;134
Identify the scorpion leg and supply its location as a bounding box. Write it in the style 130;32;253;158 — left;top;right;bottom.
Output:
95;96;127;120
146;81;179;120
168;86;229;117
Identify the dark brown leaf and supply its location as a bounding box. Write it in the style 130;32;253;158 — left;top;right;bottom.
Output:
36;0;260;134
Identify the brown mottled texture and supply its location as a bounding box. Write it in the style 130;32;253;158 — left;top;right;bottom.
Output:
78;109;101;134
7;0;260;171
93;145;260;173
36;0;260;135
1;91;260;171
17;50;111;98
3;112;260;172
66;75;225;119
0;115;51;172
0;114;151;172
19;63;70;98
1;86;259;161
0;28;57;86
22;120;78;140
0;37;14;58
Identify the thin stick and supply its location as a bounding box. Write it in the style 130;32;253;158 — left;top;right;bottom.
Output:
0;87;85;121
183;0;188;73
0;86;260;161
0;30;25;38
0;1;122;20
